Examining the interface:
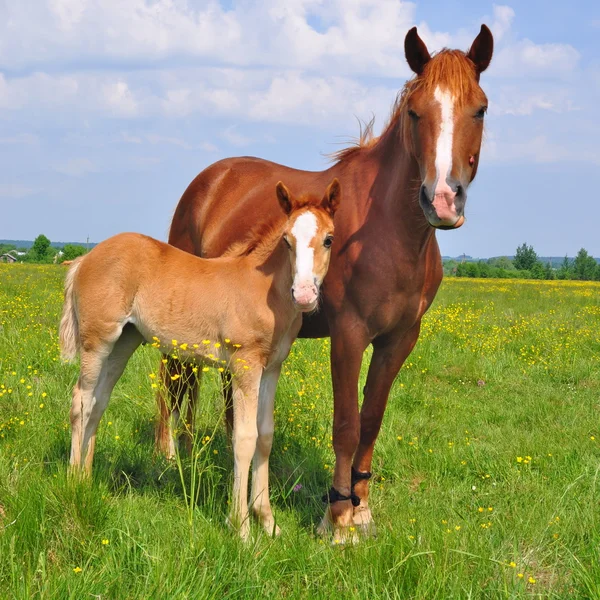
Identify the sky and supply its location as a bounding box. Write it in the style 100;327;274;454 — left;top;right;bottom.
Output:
1;0;599;258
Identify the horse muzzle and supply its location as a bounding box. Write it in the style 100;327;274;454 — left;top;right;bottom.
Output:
420;184;466;229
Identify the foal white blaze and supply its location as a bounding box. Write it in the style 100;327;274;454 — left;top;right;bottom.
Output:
290;210;319;308
432;85;458;223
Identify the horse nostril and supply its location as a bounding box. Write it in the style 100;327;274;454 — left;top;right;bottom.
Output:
419;185;431;206
290;287;295;301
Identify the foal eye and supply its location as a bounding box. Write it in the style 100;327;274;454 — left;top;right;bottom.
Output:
407;109;420;121
475;106;487;120
324;235;334;249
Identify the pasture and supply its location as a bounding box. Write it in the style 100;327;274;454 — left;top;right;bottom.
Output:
1;263;599;599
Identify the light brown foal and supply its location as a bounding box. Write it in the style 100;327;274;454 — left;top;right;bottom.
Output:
59;179;340;540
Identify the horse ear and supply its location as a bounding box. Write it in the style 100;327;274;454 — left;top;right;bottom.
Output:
322;178;341;217
404;27;431;75
276;181;294;215
467;24;494;76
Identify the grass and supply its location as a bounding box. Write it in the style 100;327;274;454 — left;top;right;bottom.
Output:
1;264;600;598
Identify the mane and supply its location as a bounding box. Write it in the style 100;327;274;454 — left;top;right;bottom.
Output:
330;49;479;162
223;194;326;261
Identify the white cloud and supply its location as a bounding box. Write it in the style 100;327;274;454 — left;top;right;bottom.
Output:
0;184;40;198
54;158;97;177
221;126;252;147
103;80;138;117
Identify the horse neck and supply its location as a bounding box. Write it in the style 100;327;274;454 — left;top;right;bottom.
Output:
364;120;436;252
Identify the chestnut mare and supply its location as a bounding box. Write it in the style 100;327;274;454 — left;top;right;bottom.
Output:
158;25;494;541
60;180;340;540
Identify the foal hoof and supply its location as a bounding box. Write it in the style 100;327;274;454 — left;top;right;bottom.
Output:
226;515;251;543
261;520;281;538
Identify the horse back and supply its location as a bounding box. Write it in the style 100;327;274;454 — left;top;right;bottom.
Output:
168;157;332;259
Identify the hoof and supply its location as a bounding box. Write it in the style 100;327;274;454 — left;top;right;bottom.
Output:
353;505;377;538
261;519;281;538
226;515;251;543
331;526;360;546
317;504;363;545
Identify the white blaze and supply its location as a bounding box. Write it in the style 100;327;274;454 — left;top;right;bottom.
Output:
290;211;317;286
433;86;455;193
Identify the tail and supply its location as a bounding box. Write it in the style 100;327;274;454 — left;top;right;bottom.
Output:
59;257;83;362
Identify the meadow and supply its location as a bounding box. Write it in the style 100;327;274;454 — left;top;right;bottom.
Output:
1;263;599;599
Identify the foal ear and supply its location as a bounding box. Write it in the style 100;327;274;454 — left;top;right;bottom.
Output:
322;178;341;217
467;24;494;76
404;27;431;75
276;181;294;215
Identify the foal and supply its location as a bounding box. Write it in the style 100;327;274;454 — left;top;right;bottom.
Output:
59;179;340;539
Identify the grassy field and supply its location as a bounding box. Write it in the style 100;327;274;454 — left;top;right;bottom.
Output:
1;264;600;599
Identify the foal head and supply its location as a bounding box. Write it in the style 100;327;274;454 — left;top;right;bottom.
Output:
275;179;340;312
402;25;494;229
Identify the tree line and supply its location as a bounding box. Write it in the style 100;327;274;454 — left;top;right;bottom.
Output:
445;244;600;281
0;235;87;264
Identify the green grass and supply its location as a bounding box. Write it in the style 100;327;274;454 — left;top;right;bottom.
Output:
1;264;600;598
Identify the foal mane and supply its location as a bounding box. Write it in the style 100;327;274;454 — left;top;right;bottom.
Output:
223;194;325;261
331;49;479;161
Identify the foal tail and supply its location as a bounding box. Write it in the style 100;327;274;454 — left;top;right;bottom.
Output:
59;257;83;362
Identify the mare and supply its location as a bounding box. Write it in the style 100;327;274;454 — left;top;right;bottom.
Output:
59;180;341;540
157;25;494;541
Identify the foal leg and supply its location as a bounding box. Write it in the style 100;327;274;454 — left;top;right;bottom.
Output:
74;326;143;475
318;318;370;542
70;350;106;473
351;321;421;534
250;364;282;536
228;368;262;542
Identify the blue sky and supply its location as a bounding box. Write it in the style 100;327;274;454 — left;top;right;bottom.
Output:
1;0;599;257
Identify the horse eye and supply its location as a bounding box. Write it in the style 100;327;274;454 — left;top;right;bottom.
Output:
408;109;420;121
475;106;487;120
283;236;291;248
324;235;334;249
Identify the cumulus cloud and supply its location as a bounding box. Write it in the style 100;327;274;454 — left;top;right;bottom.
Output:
0;1;593;168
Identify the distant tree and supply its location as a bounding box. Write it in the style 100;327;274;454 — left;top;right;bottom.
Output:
478;261;491;278
30;234;51;262
465;262;480;278
572;248;597;281
488;256;515;271
513;243;538;271
62;244;87;261
455;262;467;277
557;255;571;280
594;263;600;282
530;261;546;280
544;262;555;280
0;243;17;255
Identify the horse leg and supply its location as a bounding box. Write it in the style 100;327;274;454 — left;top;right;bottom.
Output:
70;349;105;473
155;358;197;458
179;364;201;454
352;320;421;535
74;326;143;475
221;371;234;439
318;320;369;542
250;364;282;536
228;368;261;542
